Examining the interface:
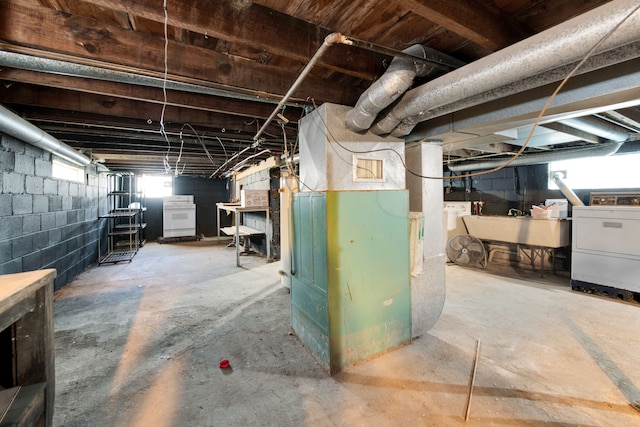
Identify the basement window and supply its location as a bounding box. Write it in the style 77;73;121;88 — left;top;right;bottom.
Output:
548;152;640;190
52;158;85;183
139;174;173;198
353;156;385;182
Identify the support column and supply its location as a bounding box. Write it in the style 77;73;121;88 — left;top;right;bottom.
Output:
405;141;446;338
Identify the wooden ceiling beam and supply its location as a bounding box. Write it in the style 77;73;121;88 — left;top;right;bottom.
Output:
15;108;290;144
0;1;358;104
44;0;385;80
0;68;301;122
391;0;528;51
0;84;289;134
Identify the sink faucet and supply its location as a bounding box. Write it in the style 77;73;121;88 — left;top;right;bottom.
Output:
508;208;523;216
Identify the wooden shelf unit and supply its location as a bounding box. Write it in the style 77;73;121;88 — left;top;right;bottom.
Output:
0;269;55;426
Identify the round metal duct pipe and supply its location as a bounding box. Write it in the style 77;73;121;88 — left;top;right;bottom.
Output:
559;116;629;142
446;141;623;173
369;0;640;137
345;45;463;132
0;104;90;166
0;50;295;106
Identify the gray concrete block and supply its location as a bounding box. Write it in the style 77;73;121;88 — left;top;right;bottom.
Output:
24;143;43;158
13;194;33;215
0;240;10;264
67;210;78;224
58;180;69;196
87;173;98;186
55;242;67;260
62;196;72;211
35;158;52;178
14;154;35;175
0;258;22;275
1;135;25;154
22;250;42;271
41;246;57;266
44;178;57;194
3;172;25;194
0;150;15;172
49;228;62;246
41;212;56;230
0;194;11;216
26;176;44;194
0;216;22;240
54;271;67;291
33;230;49;251
23;214;41;234
12;234;33;258
49;195;63;212
33;195;49;214
68;236;80;252
67;223;82;239
69;182;79;196
55;211;67;227
85;207;97;220
72;196;83;210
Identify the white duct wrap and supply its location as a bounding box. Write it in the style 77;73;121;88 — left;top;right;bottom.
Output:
0;104;90;166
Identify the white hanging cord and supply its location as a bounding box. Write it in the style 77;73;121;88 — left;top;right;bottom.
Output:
159;0;183;175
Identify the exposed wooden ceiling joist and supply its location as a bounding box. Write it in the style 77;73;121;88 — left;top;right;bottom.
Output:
2;0;630;177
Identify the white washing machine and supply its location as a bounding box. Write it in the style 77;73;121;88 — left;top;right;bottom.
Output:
571;204;640;296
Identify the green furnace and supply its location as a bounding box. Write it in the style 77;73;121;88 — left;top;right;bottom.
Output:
291;104;411;373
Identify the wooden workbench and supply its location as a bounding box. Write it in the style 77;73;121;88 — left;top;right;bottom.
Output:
0;269;55;426
216;203;270;267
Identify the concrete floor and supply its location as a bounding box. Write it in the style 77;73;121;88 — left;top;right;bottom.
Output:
53;239;640;426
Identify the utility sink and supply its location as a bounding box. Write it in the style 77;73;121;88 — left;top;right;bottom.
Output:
461;215;571;248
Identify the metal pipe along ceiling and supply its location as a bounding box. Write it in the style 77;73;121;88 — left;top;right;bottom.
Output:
364;0;640;137
0;104;91;166
446;141;623;173
0;50;296;106
559;116;629;142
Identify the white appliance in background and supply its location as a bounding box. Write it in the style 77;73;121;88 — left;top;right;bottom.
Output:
545;199;569;218
163;195;196;238
443;201;471;245
571;205;640;295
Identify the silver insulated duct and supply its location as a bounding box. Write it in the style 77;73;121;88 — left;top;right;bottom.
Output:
559;116;629;142
0;104;91;166
363;0;640;137
446;141;623;173
345;45;463;132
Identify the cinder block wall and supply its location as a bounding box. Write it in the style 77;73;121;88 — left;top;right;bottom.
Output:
444;164;551;215
0;133;106;290
444;163;640;215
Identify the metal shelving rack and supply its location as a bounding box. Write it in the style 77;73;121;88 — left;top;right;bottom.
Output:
98;172;146;264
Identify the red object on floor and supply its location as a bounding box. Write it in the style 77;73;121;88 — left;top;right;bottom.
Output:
219;359;231;369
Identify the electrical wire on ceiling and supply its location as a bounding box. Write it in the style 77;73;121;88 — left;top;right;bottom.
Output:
159;0;185;176
221;149;272;178
179;123;228;168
